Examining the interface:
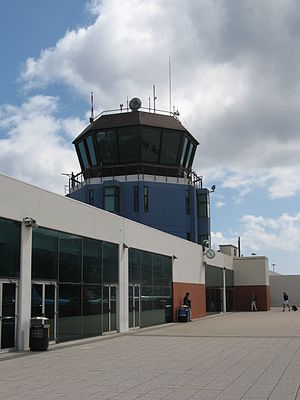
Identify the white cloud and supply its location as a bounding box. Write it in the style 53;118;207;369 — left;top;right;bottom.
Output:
0;96;85;193
240;213;300;253
18;0;300;199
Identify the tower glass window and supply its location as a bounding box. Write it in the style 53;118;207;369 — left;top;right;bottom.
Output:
180;137;188;165
118;126;139;162
185;190;190;215
89;189;94;206
160;130;181;165
141;127;161;162
134;186;139;213
197;193;210;218
96;130;118;164
143;186;148;212
86;136;97;166
104;187;120;213
78;141;89;169
184;141;193;168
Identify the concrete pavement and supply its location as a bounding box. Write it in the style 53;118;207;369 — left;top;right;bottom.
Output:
1;308;300;400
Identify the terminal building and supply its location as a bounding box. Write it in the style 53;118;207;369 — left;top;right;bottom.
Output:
0;100;270;352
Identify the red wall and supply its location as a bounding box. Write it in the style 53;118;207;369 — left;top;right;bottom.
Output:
234;285;270;311
173;282;206;320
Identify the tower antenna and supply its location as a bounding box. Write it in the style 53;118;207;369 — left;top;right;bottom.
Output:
169;55;172;114
89;91;94;123
153;84;157;113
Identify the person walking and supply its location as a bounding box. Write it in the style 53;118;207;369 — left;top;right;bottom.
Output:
282;292;290;311
183;292;192;321
250;292;257;311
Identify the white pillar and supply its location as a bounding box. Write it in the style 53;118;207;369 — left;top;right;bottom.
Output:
223;267;227;313
18;224;32;350
118;243;128;333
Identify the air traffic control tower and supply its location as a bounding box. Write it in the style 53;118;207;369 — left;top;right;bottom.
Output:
67;98;211;245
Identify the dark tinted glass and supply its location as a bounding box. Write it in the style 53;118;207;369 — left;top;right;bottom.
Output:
180;137;188;165
104;187;119;213
205;265;223;287
0;218;20;278
86;136;97;166
225;269;234;287
152;286;166;325
59;233;82;282
118;126;139;162
141;251;152;286
96;130;118;164
78;141;89;169
83;285;102;338
32;227;58;279
103;242;118;283
184;142;194;168
153;254;162;286
58;284;82;341
141;286;153;328
160;130;181;165
129;248;141;283
141;127;161;162
1;283;16;349
162;256;172;286
83;238;102;283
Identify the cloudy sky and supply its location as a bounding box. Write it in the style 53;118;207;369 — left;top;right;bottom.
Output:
1;0;300;274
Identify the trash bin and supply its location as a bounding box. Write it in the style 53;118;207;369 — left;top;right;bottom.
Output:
165;305;173;323
178;305;189;322
29;317;49;351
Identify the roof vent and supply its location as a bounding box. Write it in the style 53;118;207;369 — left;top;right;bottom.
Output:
129;97;142;111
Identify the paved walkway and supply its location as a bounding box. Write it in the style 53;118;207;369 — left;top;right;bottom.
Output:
1;308;300;400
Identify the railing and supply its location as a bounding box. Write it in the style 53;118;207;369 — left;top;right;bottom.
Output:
65;164;203;193
92;106;178;122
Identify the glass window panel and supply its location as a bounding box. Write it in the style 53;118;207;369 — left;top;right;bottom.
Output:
1;283;16;349
134;186;139;213
86;136;97;166
152;286;166;325
162;256;172;287
141;286;153;328
129;248;141;283
31;284;43;317
96;130;118;164
110;286;117;331
153;254;162;286
118;127;139;162
160;130;181;165
184;142;193;168
58;284;82;342
141;251;152;286
141;127;161;162
45;285;55;341
180;137;188;165
0;218;20;278
78;141;89;169
103;242;118;283
83;285;102;338
59;233;82;282
104;187;119;213
205;265;223;287
83;238;102;283
128;286;134;328
32;227;58;280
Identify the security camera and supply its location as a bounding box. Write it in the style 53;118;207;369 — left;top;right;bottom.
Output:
23;217;38;228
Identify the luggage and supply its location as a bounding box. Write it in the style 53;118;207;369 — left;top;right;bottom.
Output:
292;305;298;311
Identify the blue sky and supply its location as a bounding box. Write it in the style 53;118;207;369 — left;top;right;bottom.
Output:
1;0;300;275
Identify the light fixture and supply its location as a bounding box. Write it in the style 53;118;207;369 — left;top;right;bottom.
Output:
123;243;129;249
251;252;256;256
23;217;38;228
172;255;178;260
209;185;216;193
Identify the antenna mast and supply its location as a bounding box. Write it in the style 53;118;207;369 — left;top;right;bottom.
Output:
153;84;157;113
89;91;94;123
169;55;172;114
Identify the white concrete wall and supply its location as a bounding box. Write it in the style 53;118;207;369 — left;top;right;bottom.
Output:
269;275;300;307
233;257;269;286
